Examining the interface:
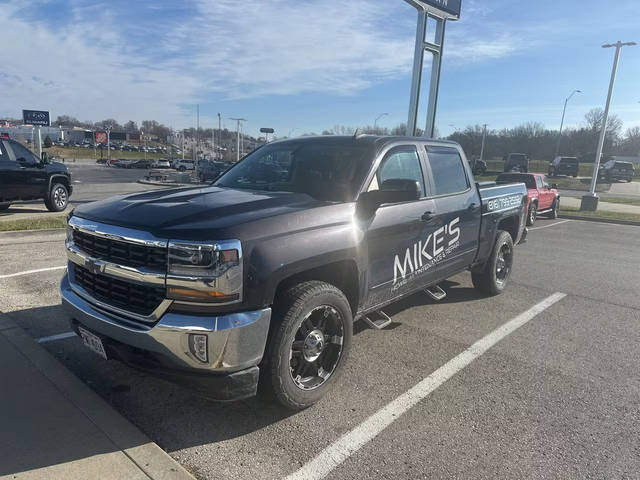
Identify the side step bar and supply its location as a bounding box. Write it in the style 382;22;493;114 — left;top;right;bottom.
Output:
363;310;392;330
425;285;447;301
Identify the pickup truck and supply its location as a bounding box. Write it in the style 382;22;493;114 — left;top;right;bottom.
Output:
61;136;528;409
0;137;72;212
496;172;559;226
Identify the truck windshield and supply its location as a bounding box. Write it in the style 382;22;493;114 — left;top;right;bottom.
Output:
214;141;373;201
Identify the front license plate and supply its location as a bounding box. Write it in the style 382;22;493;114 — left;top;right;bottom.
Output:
78;326;108;360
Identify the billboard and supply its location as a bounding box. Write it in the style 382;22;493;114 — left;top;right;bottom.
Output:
411;0;461;18
95;131;107;144
23;109;50;126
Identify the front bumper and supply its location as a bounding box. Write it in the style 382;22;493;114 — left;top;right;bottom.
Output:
61;273;271;400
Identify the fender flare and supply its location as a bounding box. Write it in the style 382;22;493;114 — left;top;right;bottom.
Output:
48;174;71;193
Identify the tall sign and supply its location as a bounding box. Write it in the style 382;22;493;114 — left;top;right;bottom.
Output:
95;131;107;144
22;109;50;126
404;0;461;138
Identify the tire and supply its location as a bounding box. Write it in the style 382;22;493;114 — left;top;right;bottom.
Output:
471;230;514;296
526;203;537;226
45;183;69;212
550;198;559;219
178;166;186;172
0;202;10;211
261;281;353;410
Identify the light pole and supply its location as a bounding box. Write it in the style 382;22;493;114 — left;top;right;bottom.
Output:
217;113;221;160
554;89;581;158
229;118;247;162
479;124;488;161
374;113;388;131
582;40;636;211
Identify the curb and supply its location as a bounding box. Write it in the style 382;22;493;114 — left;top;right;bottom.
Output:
0;227;66;237
137;180;198;187
0;315;195;480
558;214;640;226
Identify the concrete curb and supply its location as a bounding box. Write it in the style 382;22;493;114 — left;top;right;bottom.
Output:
558;214;640;226
0;315;195;480
137;179;197;187
0;227;66;238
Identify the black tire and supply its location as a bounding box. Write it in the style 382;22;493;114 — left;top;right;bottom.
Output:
261;281;353;410
471;230;514;296
0;202;10;211
45;183;69;212
178;166;186;172
550;198;559;219
526;203;537;226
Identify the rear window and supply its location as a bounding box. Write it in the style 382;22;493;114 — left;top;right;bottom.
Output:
560;157;578;165
426;146;469;196
615;162;633;170
496;173;536;189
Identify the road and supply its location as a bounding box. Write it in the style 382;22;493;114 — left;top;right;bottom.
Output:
1;218;639;479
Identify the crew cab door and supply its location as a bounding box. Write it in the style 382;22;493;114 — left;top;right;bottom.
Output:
3;140;47;199
536;175;553;209
361;144;437;309
422;145;482;273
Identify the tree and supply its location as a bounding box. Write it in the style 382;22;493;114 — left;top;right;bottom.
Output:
52;115;80;127
95;119;121;131
123;120;139;133
584;108;622;137
620;126;640;156
43;135;53;148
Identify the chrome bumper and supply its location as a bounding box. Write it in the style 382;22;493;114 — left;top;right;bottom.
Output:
60;273;271;373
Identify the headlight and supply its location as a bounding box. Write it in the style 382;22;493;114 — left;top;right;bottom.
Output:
166;240;242;304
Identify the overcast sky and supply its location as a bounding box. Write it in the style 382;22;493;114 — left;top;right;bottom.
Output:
2;0;639;137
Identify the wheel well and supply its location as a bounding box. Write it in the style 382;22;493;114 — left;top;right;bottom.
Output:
50;175;70;191
273;260;359;315
497;216;519;243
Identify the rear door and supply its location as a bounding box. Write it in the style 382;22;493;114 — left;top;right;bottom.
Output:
0;140;16;201
422;145;482;273
536;175;554;209
362;144;437;309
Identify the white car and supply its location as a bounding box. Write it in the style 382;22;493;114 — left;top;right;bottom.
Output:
174;159;195;171
153;159;171;169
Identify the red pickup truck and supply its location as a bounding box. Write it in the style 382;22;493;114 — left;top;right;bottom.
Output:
496;173;559;226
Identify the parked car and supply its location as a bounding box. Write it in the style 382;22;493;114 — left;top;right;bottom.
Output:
129;159;153;169
198;161;228;182
175;159;195;171
0;138;72;212
152;159;171;169
504;153;530;173
469;157;487;175
598;160;635;182
548;156;579;177
496;172;559;226
61;135;528;409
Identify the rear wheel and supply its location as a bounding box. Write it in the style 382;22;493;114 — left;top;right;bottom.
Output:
550;198;559;219
472;230;514;296
261;281;352;410
45;183;69;212
526;203;537;226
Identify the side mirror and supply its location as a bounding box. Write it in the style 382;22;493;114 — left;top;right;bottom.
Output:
550;183;558;189
357;178;420;218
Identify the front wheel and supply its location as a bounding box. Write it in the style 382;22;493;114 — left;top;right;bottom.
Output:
550;198;559;219
526;203;537;226
45;183;69;212
262;281;353;410
471;230;514;296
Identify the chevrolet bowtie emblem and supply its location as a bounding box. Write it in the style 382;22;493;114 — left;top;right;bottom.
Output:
85;258;106;275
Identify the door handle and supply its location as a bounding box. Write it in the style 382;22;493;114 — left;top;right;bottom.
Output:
421;211;435;221
468;202;480;212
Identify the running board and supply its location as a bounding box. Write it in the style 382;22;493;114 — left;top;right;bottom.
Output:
363;310;392;330
425;285;447;301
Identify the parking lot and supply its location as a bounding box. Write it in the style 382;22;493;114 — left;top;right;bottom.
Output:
1;215;638;479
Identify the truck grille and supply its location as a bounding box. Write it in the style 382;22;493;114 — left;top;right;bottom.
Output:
73;264;165;316
73;230;167;270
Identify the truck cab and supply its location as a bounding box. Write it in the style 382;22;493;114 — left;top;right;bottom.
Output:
504;153;530;173
496;172;559;226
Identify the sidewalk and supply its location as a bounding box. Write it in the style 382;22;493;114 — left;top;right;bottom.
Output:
0;314;194;480
561;196;640;214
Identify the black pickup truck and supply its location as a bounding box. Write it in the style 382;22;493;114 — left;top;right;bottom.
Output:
61;136;527;409
0;138;72;211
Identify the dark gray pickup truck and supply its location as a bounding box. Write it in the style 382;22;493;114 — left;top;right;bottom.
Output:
61;135;527;409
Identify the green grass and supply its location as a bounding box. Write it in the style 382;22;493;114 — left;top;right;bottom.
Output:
0;215;67;232
474;172;610;192
559;205;640;223
599;197;640;206
485;159;596;177
46;146;174;161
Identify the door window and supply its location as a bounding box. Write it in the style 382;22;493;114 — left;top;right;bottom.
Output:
536;176;543;189
375;146;425;197
7;141;37;163
426;146;469;196
1;140;16;161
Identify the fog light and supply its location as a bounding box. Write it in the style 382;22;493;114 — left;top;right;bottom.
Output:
188;334;208;363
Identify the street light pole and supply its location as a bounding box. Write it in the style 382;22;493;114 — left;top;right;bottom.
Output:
583;41;636;210
554;89;581;158
479;124;487;161
374;113;388;132
217;113;221;160
229;118;247;162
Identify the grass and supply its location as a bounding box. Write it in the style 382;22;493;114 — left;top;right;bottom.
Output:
599;197;640;206
559;205;640;223
46;146;172;161
0;215;67;232
474;172;611;192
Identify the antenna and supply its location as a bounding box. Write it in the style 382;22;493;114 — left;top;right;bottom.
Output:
353;128;359;139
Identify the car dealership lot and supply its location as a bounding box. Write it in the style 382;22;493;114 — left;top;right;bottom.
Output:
1;219;639;479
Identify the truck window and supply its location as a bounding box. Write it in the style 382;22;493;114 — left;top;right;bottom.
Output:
375;146;425;197
536;177;543;189
8;140;37;163
426;146;469;196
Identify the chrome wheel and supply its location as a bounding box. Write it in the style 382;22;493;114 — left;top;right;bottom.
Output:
289;305;344;391
495;243;513;287
53;186;67;209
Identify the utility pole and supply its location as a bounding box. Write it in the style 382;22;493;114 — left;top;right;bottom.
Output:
229;118;247;162
217;113;221;160
582;40;636;211
480;124;488;161
195;104;200;178
554;89;581;158
181;129;185;161
106;126;111;163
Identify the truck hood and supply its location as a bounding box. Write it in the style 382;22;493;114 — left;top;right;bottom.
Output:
73;186;330;236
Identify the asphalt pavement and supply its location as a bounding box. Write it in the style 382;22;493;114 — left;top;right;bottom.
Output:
1;217;638;479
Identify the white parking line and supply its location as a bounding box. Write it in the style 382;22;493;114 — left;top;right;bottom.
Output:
529;220;571;231
286;292;567;480
37;332;76;343
0;266;66;279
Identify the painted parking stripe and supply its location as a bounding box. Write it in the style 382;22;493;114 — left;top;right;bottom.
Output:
0;266;66;279
529;220;571;231
37;332;76;343
286;292;567;480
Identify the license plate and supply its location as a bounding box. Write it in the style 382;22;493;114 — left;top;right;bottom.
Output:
78;326;108;360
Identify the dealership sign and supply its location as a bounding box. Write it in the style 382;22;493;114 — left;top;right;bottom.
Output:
22;109;50;126
408;0;461;18
95;131;108;144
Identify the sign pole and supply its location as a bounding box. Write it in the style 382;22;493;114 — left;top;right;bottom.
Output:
36;126;42;160
407;8;427;136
